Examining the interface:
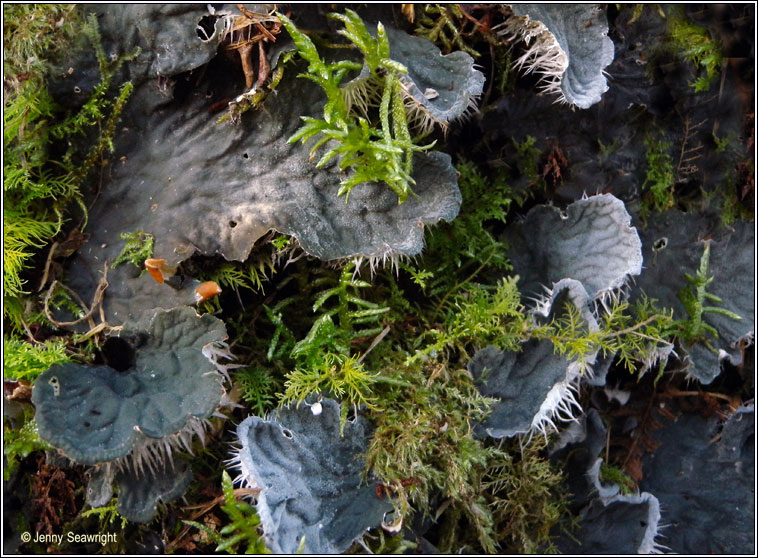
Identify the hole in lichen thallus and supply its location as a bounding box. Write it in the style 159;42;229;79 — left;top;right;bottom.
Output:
84;406;103;429
653;237;668;251
229;220;237;228
196;15;218;42
281;428;294;439
101;336;136;372
346;406;358;423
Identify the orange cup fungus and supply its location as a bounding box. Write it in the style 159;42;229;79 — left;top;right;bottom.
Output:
195;281;222;304
144;258;178;284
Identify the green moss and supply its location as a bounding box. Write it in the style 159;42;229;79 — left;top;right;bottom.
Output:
665;7;723;93
233;365;279;417
409;277;528;365
111;231;155;270
599;463;636;495
3;413;52;480
2;4;82;81
3;8;138;323
414;4;481;57
411;158;519;300
363;360;503;550
512;135;543;185
279;9;434;203
80;498;129;531
639;134;676;220
277;261;389;429
533;295;675;377
3;336;71;381
491;43;519;98
675;240;742;351
484;437;571;553
183;471;269;554
709;166;754;227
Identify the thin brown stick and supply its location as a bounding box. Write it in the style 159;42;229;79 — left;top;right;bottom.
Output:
256;40;270;86
664;387;735;404
237;43;256;89
357;325;391;364
43;263;109;327
38;241;59;292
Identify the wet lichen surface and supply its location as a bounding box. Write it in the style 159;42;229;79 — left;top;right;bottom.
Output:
3;4;755;555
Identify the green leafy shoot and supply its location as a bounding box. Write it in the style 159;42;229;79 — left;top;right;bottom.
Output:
3;217;60;299
3;414;52;480
675;240;742;351
3;336;71;381
310;262;390;342
278;261;388;430
270;234;292;252
666;7;724;92
535;296;675;377
233;365;278;417
281;353;378;429
278;10;434;203
205;261;271;295
3;8;137;317
286;261;388;366
80;498;129;531
640;134;676;219
111;231;155;270
263;301;297;361
414;4;481;57
398;262;434;289
408;277;527;365
183;471;269;554
197;258;274;313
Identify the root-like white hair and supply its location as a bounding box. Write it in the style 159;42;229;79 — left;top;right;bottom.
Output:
497;14;569;104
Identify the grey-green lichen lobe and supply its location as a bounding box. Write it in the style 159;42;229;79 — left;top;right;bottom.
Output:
633;211;754;383
233;398;392;554
116;459;194;523
31;307;228;464
384;26;484;128
504;194;642;302
508;4;615;108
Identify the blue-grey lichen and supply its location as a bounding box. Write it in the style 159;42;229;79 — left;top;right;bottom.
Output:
32;307;231;467
469;341;581;439
385;26;484;134
639;404;754;553
57;6;467;327
559;491;662;554
504;194;642;304
469;280;598;438
499;4;615;108
229;398;392;554
550;409;664;554
116;459;194;523
634;211;754;384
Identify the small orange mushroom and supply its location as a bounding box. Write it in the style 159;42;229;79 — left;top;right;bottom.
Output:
195;281;222;304
144;258;178;284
